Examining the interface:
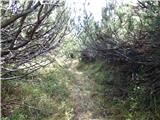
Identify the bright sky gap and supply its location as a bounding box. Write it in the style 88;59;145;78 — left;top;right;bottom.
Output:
65;0;138;22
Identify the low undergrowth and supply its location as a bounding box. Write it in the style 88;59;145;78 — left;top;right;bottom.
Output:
2;59;160;120
1;64;74;120
77;60;160;120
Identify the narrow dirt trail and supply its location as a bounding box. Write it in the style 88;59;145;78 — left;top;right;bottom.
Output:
66;60;107;120
55;58;120;120
69;63;93;120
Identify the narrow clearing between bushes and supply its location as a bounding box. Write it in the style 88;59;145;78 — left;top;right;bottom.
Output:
57;58;121;120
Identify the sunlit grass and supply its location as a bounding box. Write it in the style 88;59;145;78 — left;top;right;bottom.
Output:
1;63;74;120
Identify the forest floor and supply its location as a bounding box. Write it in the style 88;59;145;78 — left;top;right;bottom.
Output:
2;58;123;120
2;58;158;120
68;60;102;120
57;58;122;120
